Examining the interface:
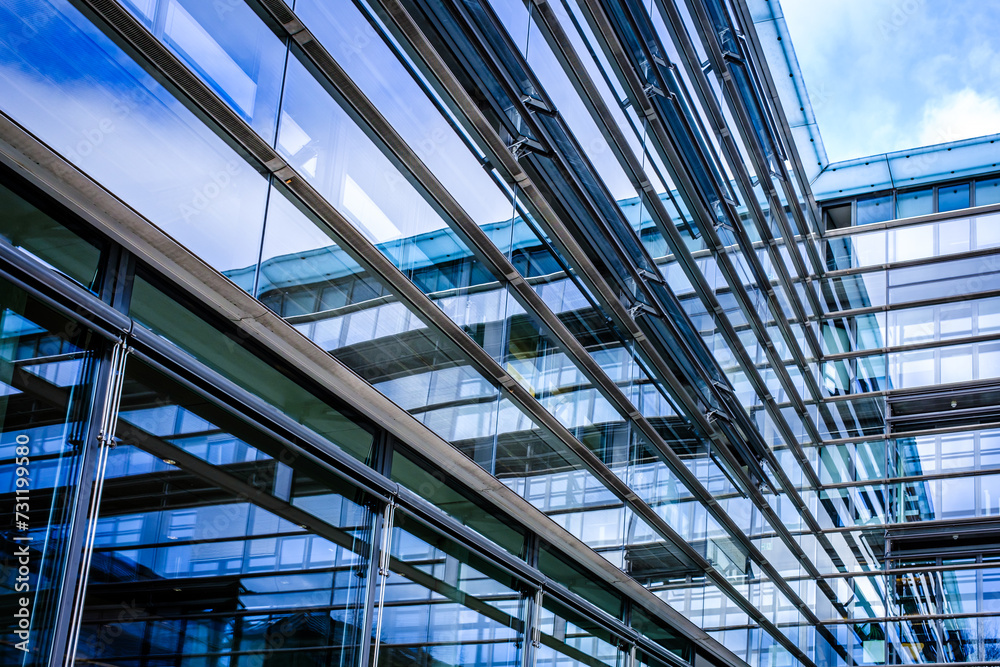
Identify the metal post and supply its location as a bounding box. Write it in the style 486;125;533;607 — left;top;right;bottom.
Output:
63;339;129;666
369;499;396;666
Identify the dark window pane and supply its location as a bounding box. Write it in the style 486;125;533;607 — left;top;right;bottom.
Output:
0;176;104;293
538;543;622;618
390;445;525;556
938;183;970;212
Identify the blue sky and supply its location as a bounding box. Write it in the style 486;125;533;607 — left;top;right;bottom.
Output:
781;0;1000;163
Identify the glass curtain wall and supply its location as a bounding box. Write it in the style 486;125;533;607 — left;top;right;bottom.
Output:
0;161;699;667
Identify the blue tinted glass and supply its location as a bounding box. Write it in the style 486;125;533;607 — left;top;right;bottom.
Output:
856;194;893;225
0;0;268;284
938;183;970;212
0;279;101;666
118;0;285;142
77;358;375;665
895;188;933;219
297;0;513;227
976;177;1000;206
276;57;499;309
380;519;524;665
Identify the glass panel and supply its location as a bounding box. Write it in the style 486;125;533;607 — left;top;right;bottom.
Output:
938;183;970;212
856;195;893;226
118;0;285;142
255;187;502;453
378;513;525;666
976;176;1000;206
0;177;105;293
890;223;933;263
888;255;1000;306
296;0;513;227
128;269;377;463
276;56;499;311
0;0;269;286
0;277;102;666
537;543;622;618
390;445;526;557
535;595;621;667
75;357;376;664
632;606;688;658
895;188;933;219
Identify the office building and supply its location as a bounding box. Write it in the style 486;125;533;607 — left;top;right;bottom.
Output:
0;0;997;665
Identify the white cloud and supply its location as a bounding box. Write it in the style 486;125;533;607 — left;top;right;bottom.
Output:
780;0;1000;159
917;88;1000;146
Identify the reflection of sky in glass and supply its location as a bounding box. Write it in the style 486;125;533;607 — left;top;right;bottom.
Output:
119;0;285;141
0;0;267;280
297;0;513;226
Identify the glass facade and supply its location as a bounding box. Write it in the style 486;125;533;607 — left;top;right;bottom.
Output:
0;0;997;665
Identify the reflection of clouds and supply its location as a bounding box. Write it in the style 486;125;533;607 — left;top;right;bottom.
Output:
0;4;267;275
298;0;514;226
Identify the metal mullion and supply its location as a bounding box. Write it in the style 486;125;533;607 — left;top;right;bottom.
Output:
823;374;1000;408
825;330;1000;364
663;0;827;345
573;0;819;437
821;467;1000;492
817;419;1000;445
536;0;821;464
368;499;396;666
822;201;1000;238
782;513;1000;536
525;2;779;405
632;7;884;616
369;0;735;435
822;286;1000;321
351;0;843;613
811;610;1000;625
56;336;129;667
728;0;824;244
569;0;855;570
260;0;720;444
653;0;825;349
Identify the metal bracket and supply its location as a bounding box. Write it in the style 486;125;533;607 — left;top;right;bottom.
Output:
642;82;664;99
509;136;545;160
